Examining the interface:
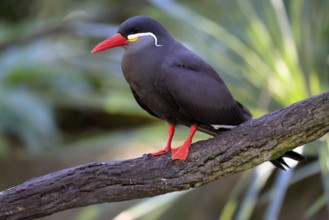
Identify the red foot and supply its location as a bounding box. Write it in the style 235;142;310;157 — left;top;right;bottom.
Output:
151;149;170;157
171;124;198;161
151;124;175;157
171;145;190;160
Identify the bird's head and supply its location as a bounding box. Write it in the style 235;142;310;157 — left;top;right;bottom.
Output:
91;16;170;54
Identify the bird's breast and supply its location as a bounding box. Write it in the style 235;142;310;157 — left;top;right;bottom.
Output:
121;55;165;117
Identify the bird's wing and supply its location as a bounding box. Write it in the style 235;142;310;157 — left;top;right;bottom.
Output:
156;47;251;126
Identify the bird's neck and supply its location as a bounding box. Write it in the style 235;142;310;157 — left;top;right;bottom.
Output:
121;48;162;84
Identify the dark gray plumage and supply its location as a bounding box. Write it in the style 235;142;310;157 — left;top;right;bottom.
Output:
92;16;303;168
120;16;250;126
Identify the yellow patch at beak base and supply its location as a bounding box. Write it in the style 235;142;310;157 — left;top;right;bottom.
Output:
126;32;163;47
128;36;139;42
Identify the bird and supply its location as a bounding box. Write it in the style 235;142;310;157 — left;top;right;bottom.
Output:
91;16;303;169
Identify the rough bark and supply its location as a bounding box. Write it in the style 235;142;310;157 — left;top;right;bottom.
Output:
1;91;329;220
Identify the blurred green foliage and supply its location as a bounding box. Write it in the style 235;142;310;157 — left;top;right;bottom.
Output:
0;0;328;219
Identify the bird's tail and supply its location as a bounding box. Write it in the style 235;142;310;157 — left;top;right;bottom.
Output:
198;101;304;170
198;125;304;170
270;151;305;170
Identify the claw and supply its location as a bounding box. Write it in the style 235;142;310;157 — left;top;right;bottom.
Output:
151;149;170;157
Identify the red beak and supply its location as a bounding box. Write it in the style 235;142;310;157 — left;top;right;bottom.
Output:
91;33;128;54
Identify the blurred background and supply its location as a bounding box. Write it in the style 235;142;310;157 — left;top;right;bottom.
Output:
0;0;328;219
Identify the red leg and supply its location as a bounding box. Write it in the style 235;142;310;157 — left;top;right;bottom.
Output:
151;123;175;156
172;124;198;160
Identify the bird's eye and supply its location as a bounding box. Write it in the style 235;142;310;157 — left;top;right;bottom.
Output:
131;27;141;34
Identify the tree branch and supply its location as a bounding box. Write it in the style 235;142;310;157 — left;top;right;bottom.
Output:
1;91;329;220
